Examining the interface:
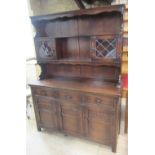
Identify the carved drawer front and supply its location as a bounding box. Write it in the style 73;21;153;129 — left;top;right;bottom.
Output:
33;87;59;98
35;96;58;129
60;102;81;117
59;90;81;103
82;94;114;111
37;99;53;109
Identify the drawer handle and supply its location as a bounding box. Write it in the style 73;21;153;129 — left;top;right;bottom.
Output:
65;95;72;100
53;91;58;96
95;98;102;105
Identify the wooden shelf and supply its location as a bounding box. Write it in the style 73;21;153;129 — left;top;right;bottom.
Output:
29;77;121;96
37;58;120;67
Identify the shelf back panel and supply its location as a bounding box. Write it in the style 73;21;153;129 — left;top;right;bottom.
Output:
45;64;119;82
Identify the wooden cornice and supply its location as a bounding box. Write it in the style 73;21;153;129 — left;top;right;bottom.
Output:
31;5;125;22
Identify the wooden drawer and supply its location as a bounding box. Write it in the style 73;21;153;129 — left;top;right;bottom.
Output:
36;96;57;111
37;99;52;110
87;111;112;123
82;94;114;111
33;87;59;98
59;90;81;103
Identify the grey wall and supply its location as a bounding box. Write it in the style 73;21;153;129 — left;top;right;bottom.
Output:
27;0;79;16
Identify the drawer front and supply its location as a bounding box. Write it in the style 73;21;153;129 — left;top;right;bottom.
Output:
36;96;57;111
82;94;115;111
33;87;59;98
59;90;81;103
87;111;112;123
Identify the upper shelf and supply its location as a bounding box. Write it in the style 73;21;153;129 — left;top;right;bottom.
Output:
30;5;125;22
37;58;120;67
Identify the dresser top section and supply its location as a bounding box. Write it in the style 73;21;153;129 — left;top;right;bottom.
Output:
29;77;120;97
30;4;124;22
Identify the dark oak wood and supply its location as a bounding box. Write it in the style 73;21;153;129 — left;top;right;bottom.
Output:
29;5;124;153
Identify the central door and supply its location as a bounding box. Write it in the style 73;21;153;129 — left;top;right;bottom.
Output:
60;101;83;136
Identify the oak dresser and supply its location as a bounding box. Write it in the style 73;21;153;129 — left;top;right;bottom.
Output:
29;4;124;152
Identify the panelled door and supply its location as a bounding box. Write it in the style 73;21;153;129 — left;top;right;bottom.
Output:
59;100;84;136
82;94;115;145
85;109;113;145
34;96;58;129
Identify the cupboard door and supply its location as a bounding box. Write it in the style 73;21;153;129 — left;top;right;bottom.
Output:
35;96;58;129
90;35;122;63
85;108;113;145
60;101;83;136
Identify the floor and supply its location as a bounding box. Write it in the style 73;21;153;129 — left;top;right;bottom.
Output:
26;99;128;155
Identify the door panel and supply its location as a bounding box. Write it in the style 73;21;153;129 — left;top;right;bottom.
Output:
85;109;113;144
90;35;122;63
60;101;83;135
35;96;58;129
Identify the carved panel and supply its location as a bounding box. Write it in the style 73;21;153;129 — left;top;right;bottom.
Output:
35;96;58;129
34;37;57;62
39;41;55;58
